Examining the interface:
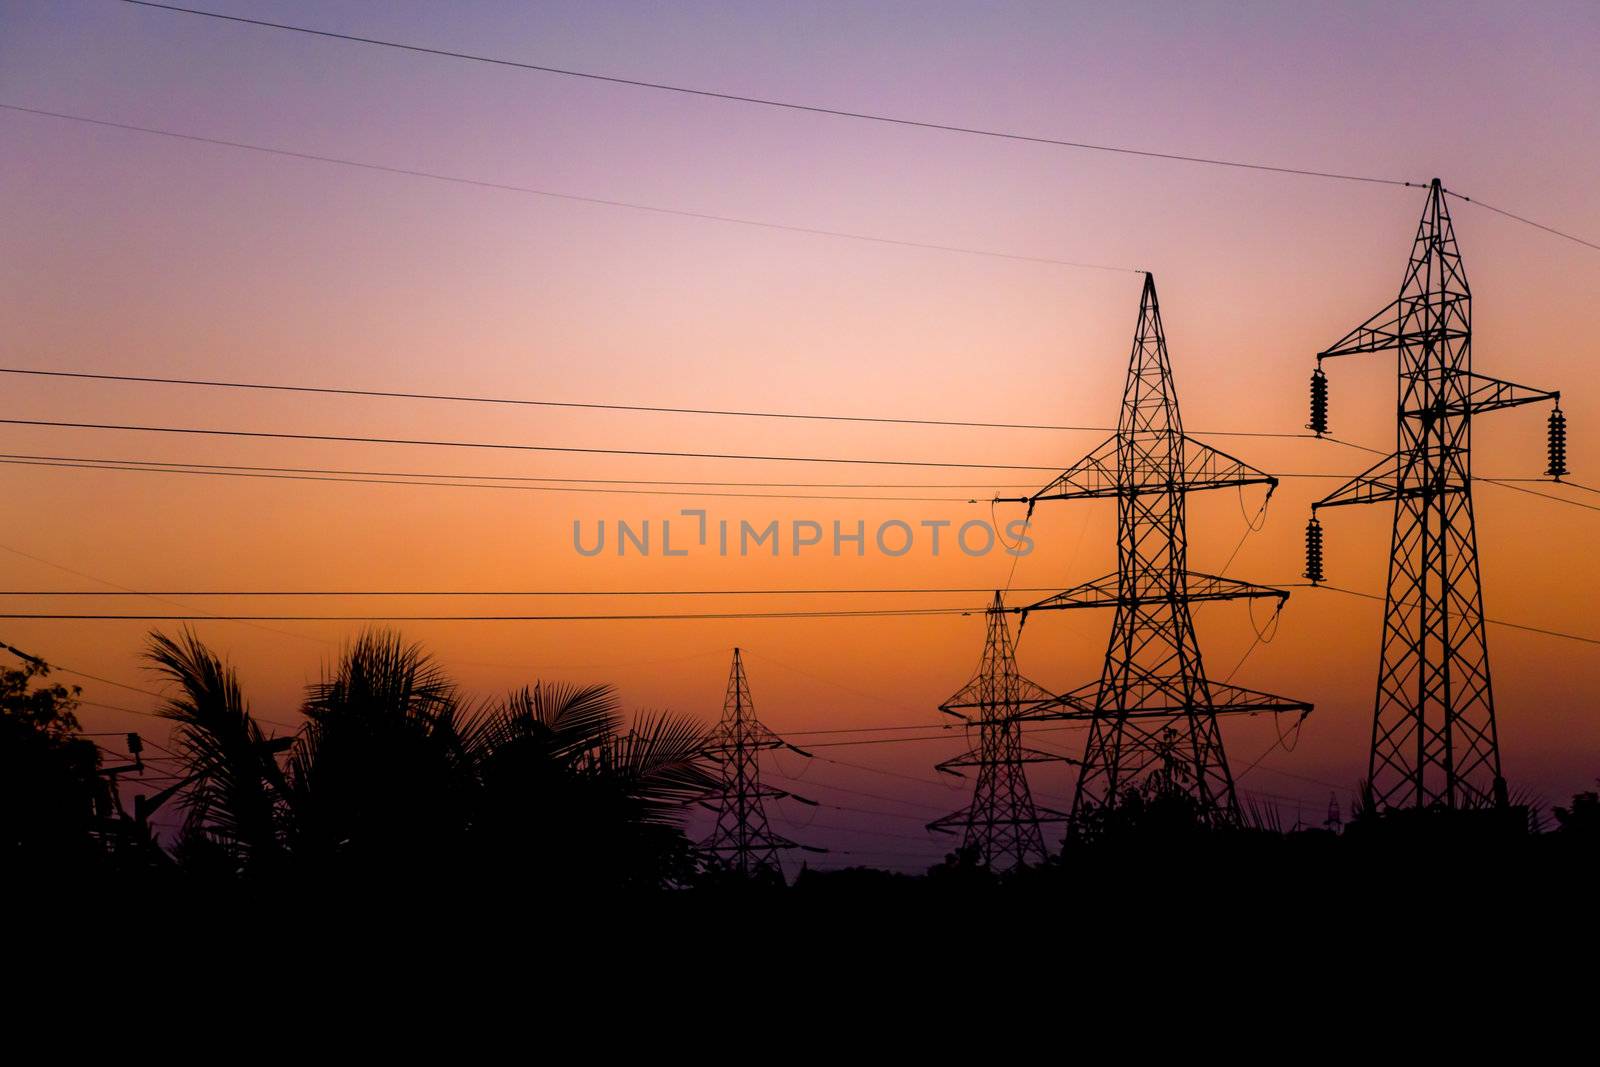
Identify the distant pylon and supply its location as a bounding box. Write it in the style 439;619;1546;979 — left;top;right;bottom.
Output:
1309;178;1563;811
1002;273;1313;828
929;592;1067;872
701;648;814;879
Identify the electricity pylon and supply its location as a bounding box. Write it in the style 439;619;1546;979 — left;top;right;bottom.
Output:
1002;273;1313;827
1307;178;1563;812
701;648;816;879
929;593;1067;872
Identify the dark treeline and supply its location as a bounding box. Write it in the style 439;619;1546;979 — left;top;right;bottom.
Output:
4;628;1599;895
4;628;714;891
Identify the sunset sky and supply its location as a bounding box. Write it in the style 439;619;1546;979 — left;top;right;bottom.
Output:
3;0;1597;868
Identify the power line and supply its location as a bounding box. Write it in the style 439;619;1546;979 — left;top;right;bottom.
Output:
0;451;1045;490
0;637;168;700
775;724;955;737
766;770;954;814
804;732;971;749
0;587;1066;598
786;819;935;845
0;416;1066;471
11;453;1589;509
115;1;1416;188
0;366;1328;440
0;103;1134;274
118;3;1600;251
1478;477;1600;514
810;753;971;792
0;534;340;649
1444;189;1600;254
0;456;979;503
1310;583;1600;648
0;607;982;622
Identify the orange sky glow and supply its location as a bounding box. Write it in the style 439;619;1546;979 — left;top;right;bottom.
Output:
3;1;1597;867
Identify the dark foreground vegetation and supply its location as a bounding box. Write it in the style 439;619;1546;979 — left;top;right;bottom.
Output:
5;627;1598;901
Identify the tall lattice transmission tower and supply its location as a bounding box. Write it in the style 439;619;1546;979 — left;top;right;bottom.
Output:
1003;273;1313;827
701;648;816;879
1305;178;1565;812
928;593;1067;872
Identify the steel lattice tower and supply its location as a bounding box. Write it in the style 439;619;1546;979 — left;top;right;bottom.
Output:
1003;273;1313;827
929;593;1066;871
701;648;808;878
1310;178;1562;812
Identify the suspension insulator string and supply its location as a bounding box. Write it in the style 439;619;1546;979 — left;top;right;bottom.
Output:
1547;406;1568;481
1304;515;1325;585
1308;361;1329;437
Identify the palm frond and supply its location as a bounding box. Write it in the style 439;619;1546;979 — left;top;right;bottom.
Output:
461;682;621;766
601;710;719;826
143;628;286;863
304;628;456;728
284;628;471;863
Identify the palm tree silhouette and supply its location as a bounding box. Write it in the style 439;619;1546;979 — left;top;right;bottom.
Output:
283;629;472;874
463;682;717;887
143;627;716;887
146;629;291;872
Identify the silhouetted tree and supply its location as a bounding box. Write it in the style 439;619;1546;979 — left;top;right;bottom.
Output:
0;656;104;871
282;629;473;875
1553;786;1600;836
1067;750;1216;847
146;629;291;873
139;627;716;889
463;683;716;889
926;843;998;888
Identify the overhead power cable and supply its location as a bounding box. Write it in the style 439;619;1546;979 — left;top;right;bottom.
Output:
116;4;1600;250
11;452;1593;512
0;586;1066;598
0;365;1322;440
15;578;1599;642
0;607;982;622
116;1;1416;188
1309;583;1600;648
0;637;167;699
0;456;981;503
0;103;1134;274
0;452;1044;490
1443;189;1600;254
0;416;1066;471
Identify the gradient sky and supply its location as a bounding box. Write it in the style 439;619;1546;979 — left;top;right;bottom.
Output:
2;0;1598;869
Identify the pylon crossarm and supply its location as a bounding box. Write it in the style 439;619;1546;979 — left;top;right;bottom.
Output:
704;827;801;854
1026;571;1286;612
1204;680;1314;717
1414;370;1559;419
941;677;1056;712
1011;433;1279;504
1018;680;1099;719
1018;747;1078;766
1017;434;1119;502
1179;435;1279;494
1312;450;1405;509
1023;573;1119;611
703;737;787;754
1317;297;1408;358
1179;571;1291;604
1031;678;1310;719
